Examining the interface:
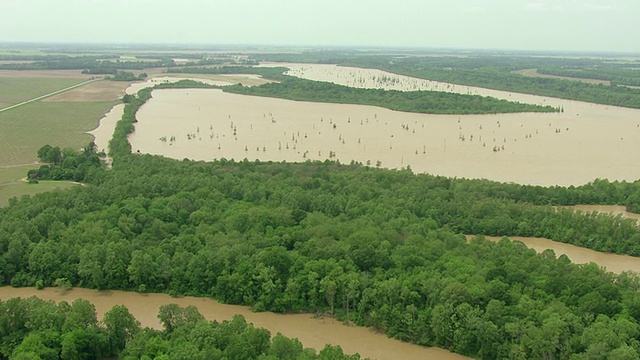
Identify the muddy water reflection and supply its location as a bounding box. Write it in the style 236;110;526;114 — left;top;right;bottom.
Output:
0;287;469;360
468;235;640;274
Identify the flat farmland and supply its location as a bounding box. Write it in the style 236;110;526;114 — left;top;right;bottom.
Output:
0;70;119;202
0;100;116;166
0;76;87;108
44;79;129;102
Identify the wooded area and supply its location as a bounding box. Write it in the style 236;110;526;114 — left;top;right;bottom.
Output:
3;62;640;359
0;298;360;359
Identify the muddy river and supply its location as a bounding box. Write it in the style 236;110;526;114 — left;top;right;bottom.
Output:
0;286;468;360
467;234;640;274
123;64;640;186
562;204;640;222
468;205;640;274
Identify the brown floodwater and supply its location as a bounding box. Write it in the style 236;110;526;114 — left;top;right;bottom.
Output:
125;76;235;95
467;235;640;274
88;104;125;154
0;286;469;360
561;204;640;222
128;83;640;186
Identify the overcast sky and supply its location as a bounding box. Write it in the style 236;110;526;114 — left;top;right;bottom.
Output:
1;0;638;53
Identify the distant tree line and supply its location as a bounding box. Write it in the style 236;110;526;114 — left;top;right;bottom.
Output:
170;67;559;114
0;56;173;72
537;67;640;87
254;52;640;109
107;70;147;81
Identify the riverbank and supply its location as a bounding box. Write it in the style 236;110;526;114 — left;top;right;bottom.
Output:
0;286;469;360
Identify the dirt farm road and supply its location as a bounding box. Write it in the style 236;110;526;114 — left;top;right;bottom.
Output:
0;78;99;114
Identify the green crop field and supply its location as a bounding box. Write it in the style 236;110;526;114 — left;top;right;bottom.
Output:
0;100;116;166
0;77;86;109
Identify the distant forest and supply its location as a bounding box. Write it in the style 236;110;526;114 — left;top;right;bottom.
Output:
254;52;640;109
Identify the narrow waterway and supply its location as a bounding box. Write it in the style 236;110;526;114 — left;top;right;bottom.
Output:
467;234;640;274
0;286;469;360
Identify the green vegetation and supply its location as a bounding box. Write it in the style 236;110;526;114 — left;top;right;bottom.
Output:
536;67;640;87
0;77;87;109
0;180;79;208
108;70;147;81
0;55;172;73
227;77;558;114
0;100;115;166
171;66;559;114
27;143;102;182
4;51;640;359
0;299;361;359
1;86;640;358
4;153;640;359
254;52;640;109
0;51;258;74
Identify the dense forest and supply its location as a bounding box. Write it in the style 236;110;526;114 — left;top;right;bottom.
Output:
0;87;638;359
4;148;640;359
0;298;360;359
169;67;559;114
4;63;640;358
254;52;640;109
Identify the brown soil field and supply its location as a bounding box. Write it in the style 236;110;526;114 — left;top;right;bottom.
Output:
44;80;129;102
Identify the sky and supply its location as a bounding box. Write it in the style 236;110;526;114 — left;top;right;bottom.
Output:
1;0;639;53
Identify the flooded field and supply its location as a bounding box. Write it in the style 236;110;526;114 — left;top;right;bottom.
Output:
467;235;640;274
562;204;640;222
88;103;125;154
128;84;640;186
0;286;469;360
